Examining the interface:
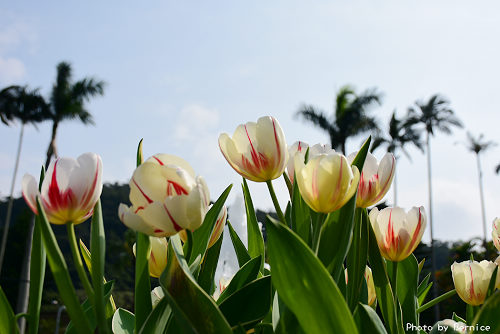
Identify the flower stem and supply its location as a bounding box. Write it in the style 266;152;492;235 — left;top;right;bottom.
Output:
66;222;94;301
391;261;398;305
282;172;293;199
416;289;456;313
266;180;286;224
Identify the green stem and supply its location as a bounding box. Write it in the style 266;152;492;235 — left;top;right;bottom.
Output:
312;212;326;253
266;180;286;224
391;261;398;305
282;172;293;199
416;289;456;313
66;223;94;302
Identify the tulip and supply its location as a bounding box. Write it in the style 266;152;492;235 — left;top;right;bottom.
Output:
347;151;395;208
493;217;500;252
218;116;288;182
294;150;359;213
119;154;210;237
22;152;103;225
451;260;500;305
286;141;334;184
364;266;376;306
179;204;227;248
344;266;377;306
369;206;426;262
133;236;168;278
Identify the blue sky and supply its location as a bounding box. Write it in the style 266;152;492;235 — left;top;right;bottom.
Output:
1;1;500;244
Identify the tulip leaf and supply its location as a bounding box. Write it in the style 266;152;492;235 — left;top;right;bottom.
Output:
134;232;152;332
354;303;388;334
0;286;19;334
160;235;232;334
36;198;92;334
189;184;232;265
266;216;358;334
273;293;303;334
417;282;433;307
471;290;500;333
228;220;251;267
346;208;369;311
395;255;418;334
112;308;135;334
198;233;224;295
219;276;272;329
291;175;311;246
242;179;265;272
28;214;46;334
367;222;399;334
254;323;274;334
217;255;262;305
138;298;172;334
417;273;431;303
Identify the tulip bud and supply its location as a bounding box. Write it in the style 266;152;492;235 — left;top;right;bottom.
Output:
294;150;359;213
364;266;376;306
451;260;500;306
218;116;288;182
133;236;168;278
369;206;426;262
492;217;500;252
179;204;227;248
347;151;395;208
119;154;210;237
22;153;103;225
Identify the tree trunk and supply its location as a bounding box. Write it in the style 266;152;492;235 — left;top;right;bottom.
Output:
16;219;33;334
45;121;59;169
0;123;25;275
476;154;488;251
426;132;440;321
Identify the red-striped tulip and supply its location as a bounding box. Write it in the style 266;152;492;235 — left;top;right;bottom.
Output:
22;152;103;225
493;218;500;252
347;151;395;208
133;236;168;278
369;206;426;262
218;116;288;182
451;260;500;305
179;204;227;248
294;150;359;213
119;154;210;237
286;141;333;184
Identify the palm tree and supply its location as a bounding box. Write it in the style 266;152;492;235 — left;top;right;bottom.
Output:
407;94;462;319
0;85;49;276
371;110;424;205
296;85;382;154
459;132;496;247
45;61;105;168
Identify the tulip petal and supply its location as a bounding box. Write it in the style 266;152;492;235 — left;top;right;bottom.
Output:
22;174;39;214
119;203;160;236
146;154;196;178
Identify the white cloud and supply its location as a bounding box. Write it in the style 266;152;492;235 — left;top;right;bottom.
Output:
174;104;220;141
0;56;26;84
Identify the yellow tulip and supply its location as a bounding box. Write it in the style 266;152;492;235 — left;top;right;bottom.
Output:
294;151;359;213
286;141;333;184
451;260;500;305
119;154;210;237
369;206;426;262
347;151;395;208
179;204;227;248
22;152;103;225
133;236;168;278
364;266;376;306
219;116;288;182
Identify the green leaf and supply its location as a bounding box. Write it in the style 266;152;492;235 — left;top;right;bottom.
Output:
471;290;500;332
291;175;311;246
395;255;418;334
136;138;144;166
486;266;498;299
266;216;358;334
227;220;251;267
354;303;388;334
0;286;19;334
242;179;265;272
417;273;431;301
36;198;92;334
219;276;272;328
273;293;303;334
346;208;369;311
452;312;466;324
138;298;172;334
198;233;224;295
90;200;109;333
254;323;274;334
112;308;135;334
134;232;152;332
160;235;232;334
190;184;232;265
217;255;262;305
367;222;399;334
